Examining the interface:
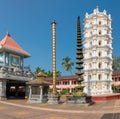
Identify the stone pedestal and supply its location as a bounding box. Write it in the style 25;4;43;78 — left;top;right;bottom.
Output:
0;80;7;100
67;95;92;106
47;94;59;104
74;96;87;104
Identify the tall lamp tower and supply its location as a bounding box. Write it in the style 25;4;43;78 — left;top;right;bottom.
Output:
48;21;59;104
52;21;57;94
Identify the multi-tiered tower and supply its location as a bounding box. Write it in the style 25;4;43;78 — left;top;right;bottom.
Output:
83;7;113;96
76;16;84;81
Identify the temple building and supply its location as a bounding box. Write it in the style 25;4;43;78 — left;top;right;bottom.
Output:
83;7;113;96
0;33;34;100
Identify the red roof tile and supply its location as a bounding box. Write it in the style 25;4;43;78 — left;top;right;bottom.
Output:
0;33;31;57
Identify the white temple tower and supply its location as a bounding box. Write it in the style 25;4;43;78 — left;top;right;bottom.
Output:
83;7;113;96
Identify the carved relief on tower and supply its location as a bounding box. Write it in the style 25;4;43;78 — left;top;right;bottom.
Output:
97;82;102;90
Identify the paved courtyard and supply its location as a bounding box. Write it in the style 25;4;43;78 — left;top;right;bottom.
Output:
0;99;120;119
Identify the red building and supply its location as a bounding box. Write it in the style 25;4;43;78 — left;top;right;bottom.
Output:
112;70;120;86
46;71;120;93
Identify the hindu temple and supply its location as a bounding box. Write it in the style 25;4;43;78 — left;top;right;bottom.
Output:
0;33;35;100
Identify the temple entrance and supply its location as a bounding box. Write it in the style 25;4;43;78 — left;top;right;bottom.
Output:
6;81;26;99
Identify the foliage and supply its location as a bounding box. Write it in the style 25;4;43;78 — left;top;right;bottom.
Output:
34;67;46;75
112;84;116;90
34;67;61;77
112;84;120;93
61;57;74;74
73;92;87;97
46;70;61;77
112;56;120;70
73;88;78;93
73;85;87;97
48;88;53;93
60;88;70;95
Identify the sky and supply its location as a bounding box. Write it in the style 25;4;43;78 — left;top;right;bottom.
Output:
0;0;120;76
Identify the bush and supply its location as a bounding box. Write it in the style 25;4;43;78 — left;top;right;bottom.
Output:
73;92;87;97
60;88;70;95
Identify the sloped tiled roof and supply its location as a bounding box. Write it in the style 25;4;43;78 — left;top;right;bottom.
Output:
112;70;120;76
26;72;51;85
0;33;31;58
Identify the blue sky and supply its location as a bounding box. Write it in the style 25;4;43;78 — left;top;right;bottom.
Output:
0;0;119;76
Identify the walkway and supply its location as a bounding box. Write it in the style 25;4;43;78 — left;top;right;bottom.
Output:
0;99;120;119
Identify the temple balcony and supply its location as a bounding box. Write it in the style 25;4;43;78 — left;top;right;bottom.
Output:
83;56;112;62
0;65;35;82
84;44;113;51
84;34;113;40
84;68;112;73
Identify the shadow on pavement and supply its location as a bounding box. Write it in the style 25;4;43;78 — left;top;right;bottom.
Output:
101;113;120;119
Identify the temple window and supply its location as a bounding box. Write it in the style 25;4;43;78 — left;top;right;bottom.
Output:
89;52;92;57
99;21;101;25
98;74;101;80
88;75;91;80
107;74;109;79
90;41;92;46
98;41;102;45
98;52;101;57
90;22;92;26
90;31;92;35
98;63;102;69
89;63;92;68
99;30;102;35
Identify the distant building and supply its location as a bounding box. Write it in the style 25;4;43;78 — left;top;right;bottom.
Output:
112;70;120;86
83;7;113;96
46;71;120;93
46;75;79;93
0;33;34;100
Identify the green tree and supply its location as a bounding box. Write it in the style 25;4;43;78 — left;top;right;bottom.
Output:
46;70;53;77
34;67;46;75
46;70;61;77
112;56;120;70
56;71;61;77
61;57;74;74
34;67;61;77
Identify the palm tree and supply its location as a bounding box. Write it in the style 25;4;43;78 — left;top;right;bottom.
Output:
56;71;61;77
34;67;46;75
46;70;61;77
61;57;74;74
46;70;53;77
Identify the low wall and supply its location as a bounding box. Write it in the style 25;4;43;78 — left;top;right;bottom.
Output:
89;94;120;102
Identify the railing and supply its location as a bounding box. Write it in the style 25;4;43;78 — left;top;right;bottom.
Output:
0;66;35;81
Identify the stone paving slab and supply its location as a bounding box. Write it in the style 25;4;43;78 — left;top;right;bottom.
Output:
0;99;120;119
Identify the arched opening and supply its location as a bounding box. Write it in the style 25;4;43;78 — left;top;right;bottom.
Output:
98;52;101;57
98;41;102;45
98;74;101;80
99;21;101;25
90;31;92;36
89;52;92;57
99;30;102;35
98;62;102;69
89;63;92;68
90;41;92;46
88;75;91;80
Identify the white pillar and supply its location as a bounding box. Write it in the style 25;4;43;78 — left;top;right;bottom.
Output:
40;86;43;102
0;80;6;100
29;86;32;100
69;80;72;93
